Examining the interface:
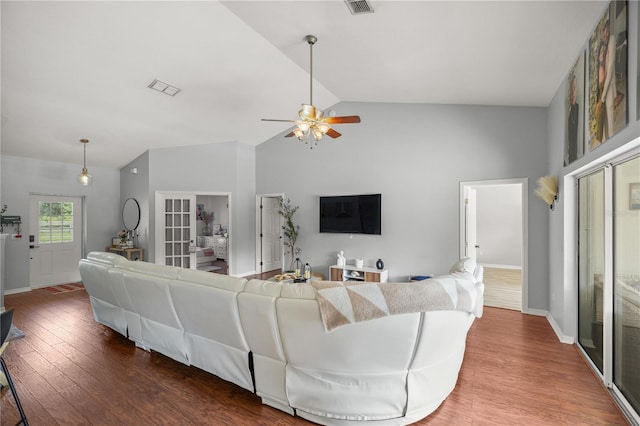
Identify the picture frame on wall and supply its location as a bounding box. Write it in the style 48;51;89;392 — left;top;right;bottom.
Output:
564;52;585;166
630;183;640;210
587;0;628;151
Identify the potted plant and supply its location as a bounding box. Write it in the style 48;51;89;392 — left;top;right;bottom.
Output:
279;197;300;272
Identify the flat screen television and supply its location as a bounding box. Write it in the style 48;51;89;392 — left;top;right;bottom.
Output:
319;194;382;235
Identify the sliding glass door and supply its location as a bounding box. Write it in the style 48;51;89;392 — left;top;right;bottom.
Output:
578;153;640;419
613;156;640;413
578;170;604;373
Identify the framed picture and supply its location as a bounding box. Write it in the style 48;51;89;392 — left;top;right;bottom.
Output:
587;0;628;151
564;52;585;166
112;237;120;246
630;183;640;210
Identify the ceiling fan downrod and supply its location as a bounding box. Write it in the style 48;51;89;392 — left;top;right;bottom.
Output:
305;34;317;107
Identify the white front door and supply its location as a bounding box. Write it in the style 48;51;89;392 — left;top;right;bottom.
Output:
29;195;82;287
259;196;283;273
155;192;196;269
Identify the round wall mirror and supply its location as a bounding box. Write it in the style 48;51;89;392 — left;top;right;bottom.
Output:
122;198;141;231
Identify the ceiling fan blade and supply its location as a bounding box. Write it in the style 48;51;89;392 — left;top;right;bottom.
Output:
323;115;361;124
284;131;296;138
326;128;342;138
261;119;296;122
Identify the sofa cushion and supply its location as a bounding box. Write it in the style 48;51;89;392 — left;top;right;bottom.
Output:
119;260;180;280
176;268;246;292
86;251;129;267
449;257;477;275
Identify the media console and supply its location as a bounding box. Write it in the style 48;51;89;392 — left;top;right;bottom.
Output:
329;264;388;283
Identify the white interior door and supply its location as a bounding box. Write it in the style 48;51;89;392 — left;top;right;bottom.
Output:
29;195;82;287
464;187;478;261
155;192;196;269
259;196;283;273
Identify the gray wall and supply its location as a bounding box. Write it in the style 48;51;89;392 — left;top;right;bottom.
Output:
137;141;256;275
256;101;551;310
476;184;522;267
120;151;150;255
546;0;640;337
1;155;120;291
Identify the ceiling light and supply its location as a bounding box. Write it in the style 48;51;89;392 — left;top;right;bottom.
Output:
148;79;181;96
77;139;92;186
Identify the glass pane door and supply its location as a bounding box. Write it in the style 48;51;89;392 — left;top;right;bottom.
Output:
163;196;193;269
613;156;640;412
578;170;604;372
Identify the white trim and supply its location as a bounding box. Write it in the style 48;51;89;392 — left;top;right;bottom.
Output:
4;287;31;295
524;309;576;344
479;263;522;270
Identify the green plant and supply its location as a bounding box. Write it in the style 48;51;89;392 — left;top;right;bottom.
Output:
279;197;300;272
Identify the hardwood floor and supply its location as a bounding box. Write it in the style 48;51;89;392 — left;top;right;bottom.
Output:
1;288;629;425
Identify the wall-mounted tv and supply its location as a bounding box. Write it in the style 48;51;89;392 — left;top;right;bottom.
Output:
319;194;382;235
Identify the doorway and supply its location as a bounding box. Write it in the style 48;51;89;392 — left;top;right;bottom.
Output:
29;194;84;287
155;191;231;275
255;194;283;274
460;179;528;311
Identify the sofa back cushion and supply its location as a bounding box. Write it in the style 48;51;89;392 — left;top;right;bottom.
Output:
169;279;248;351
176;268;247;292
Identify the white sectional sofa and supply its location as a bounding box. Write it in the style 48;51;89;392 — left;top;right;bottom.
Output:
79;251;484;425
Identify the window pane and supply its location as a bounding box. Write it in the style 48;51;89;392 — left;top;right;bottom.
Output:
613;156;640;412
39;202;51;243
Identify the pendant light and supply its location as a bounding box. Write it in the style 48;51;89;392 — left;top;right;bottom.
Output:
77;138;93;186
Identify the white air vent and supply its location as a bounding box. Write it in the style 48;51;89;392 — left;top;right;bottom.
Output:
344;0;374;15
148;79;181;96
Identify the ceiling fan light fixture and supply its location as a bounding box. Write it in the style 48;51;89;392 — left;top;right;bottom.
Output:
293;128;307;140
312;127;323;141
316;122;331;133
296;120;312;132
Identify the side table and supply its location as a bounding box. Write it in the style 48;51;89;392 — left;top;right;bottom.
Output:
106;246;143;261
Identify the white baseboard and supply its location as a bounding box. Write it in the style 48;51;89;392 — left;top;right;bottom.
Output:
479;263;522;270
4;286;32;295
523;308;574;344
235;270;257;278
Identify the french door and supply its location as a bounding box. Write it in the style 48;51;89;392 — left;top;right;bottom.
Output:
155;192;195;269
578;153;640;419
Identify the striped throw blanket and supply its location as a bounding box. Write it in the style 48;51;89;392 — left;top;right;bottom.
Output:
310;274;483;332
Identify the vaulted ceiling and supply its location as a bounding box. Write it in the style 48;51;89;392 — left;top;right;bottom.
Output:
1;1;607;168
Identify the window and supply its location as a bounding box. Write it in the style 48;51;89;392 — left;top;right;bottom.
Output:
38;201;74;244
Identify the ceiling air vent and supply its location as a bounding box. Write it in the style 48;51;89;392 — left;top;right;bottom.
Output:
344;0;374;15
148;79;181;96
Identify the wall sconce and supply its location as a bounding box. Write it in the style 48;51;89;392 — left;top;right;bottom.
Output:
535;175;558;210
77;138;93;186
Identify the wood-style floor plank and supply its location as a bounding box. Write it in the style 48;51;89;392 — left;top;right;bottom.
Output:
1;287;630;425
